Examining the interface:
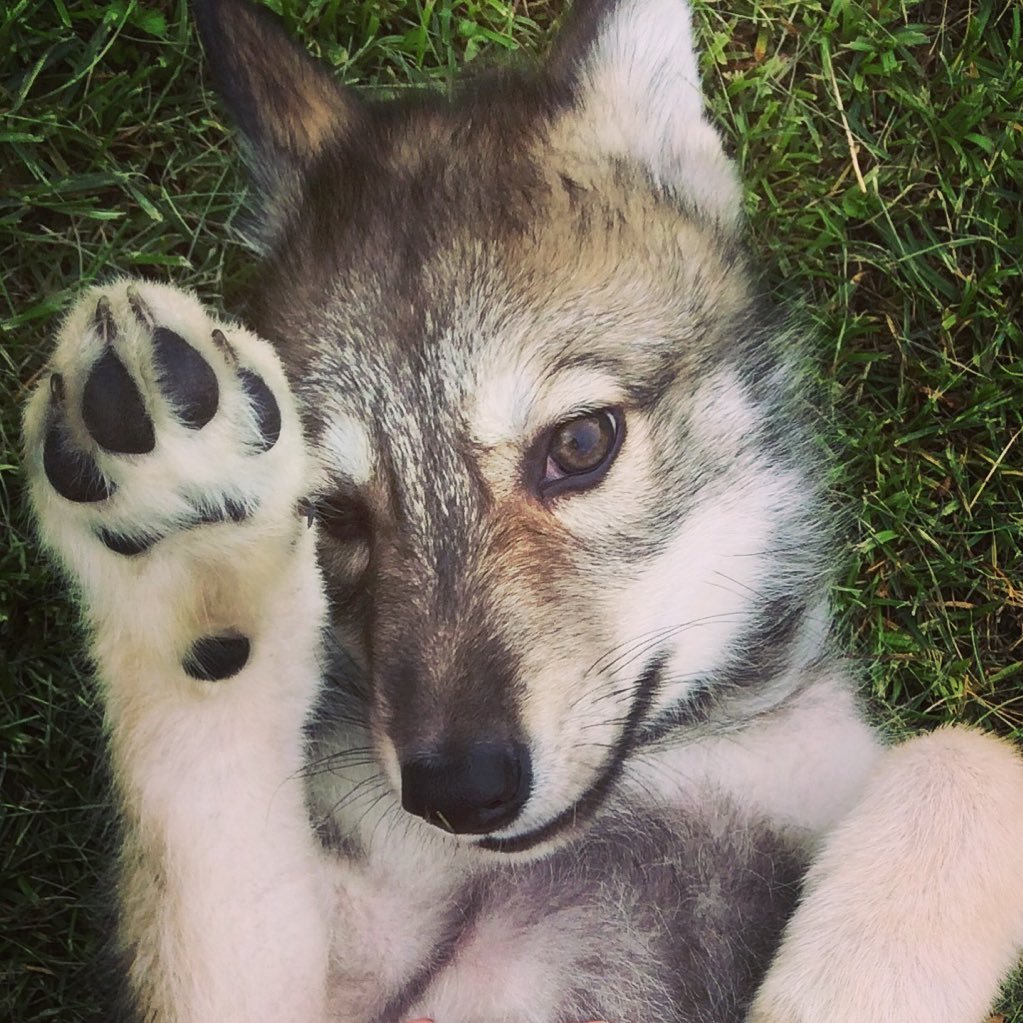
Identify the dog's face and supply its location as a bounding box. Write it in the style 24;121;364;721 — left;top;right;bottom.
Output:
199;0;830;853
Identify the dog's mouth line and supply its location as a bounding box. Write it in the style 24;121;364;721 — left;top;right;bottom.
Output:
475;652;666;855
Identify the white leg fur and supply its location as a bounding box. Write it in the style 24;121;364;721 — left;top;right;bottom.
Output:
23;279;331;1022
749;727;1023;1023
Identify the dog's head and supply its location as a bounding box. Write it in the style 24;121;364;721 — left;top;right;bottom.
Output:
198;0;831;854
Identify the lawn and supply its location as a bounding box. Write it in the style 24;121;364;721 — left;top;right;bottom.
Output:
2;0;1021;1019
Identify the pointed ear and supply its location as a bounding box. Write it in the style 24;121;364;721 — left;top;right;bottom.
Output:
550;0;741;225
194;0;359;188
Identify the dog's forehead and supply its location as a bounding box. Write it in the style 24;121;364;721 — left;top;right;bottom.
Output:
264;95;750;498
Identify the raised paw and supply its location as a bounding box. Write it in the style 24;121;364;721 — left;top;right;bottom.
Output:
23;279;309;585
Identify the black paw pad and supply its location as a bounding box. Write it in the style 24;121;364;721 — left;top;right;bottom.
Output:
43;412;115;503
190;495;250;525
183;633;250;681
98;528;162;556
238;369;281;452
82;349;155;454
152;327;219;430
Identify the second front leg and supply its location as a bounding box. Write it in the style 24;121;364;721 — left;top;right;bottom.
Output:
749;727;1023;1023
23;280;333;1022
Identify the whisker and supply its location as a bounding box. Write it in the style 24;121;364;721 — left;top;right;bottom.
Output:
590;611;746;680
328;775;389;818
587;622;683;676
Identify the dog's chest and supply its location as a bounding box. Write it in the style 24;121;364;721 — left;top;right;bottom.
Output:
323;798;806;1023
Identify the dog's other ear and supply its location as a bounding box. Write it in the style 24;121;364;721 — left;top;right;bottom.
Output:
194;0;359;190
550;0;741;226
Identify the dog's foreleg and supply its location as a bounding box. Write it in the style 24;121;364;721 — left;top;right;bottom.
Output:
749;726;1023;1023
23;280;332;1022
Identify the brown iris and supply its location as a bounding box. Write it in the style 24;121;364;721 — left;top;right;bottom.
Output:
541;409;624;496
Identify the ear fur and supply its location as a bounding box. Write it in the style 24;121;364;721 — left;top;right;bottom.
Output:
551;0;742;224
193;0;358;188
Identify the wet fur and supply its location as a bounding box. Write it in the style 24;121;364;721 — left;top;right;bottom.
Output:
21;0;1023;1020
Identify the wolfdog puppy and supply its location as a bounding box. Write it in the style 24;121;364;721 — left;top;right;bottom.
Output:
21;0;1023;1020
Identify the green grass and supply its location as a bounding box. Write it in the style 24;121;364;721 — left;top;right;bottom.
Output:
1;0;1020;1019
705;0;1023;740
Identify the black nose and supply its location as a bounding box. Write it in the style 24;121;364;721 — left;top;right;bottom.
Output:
400;741;531;834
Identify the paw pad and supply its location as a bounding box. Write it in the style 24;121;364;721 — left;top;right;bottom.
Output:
43;396;115;503
238;368;281;452
152;326;219;430
82;347;156;454
191;495;250;525
183;633;251;681
97;527;163;557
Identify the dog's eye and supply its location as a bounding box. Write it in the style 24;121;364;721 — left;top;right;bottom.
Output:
541;409;624;495
316;495;371;544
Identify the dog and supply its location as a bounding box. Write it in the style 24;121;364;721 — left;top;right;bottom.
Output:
21;0;1023;1020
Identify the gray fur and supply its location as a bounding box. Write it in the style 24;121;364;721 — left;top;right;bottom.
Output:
193;0;835;1017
